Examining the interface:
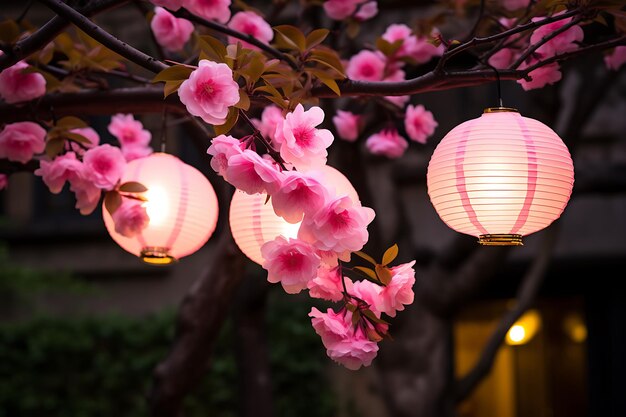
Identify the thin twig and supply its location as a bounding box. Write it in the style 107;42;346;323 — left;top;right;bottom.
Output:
510;16;586;69
171;8;299;70
36;0;167;73
238;109;289;170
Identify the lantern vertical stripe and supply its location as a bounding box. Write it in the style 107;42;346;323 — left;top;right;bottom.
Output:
165;160;189;249
455;119;488;235
252;195;265;252
510;116;538;235
134;156;149;249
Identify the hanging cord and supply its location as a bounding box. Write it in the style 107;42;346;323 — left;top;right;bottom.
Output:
484;62;504;108
160;106;167;153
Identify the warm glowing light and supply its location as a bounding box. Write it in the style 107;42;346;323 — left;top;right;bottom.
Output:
229;165;359;265
506;309;542;346
144;185;168;226
427;108;575;246
563;313;587;343
103;153;219;265
508;325;526;343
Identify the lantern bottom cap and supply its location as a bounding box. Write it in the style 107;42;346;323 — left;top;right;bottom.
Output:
140;246;177;265
478;234;523;246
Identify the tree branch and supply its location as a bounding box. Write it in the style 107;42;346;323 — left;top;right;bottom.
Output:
171;8;299;70
37;0;167;73
0;87;185;123
0;0;129;71
453;225;558;402
149;229;247;417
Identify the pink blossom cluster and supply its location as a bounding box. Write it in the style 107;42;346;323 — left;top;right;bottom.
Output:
323;0;378;21
24;115;154;236
0;59;46;104
207;104;416;369
108;114;154;162
487;12;584;91
150;0;231;23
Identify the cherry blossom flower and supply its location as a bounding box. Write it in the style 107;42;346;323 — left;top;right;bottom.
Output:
351;280;381;311
409;32;444;64
35;152;84;194
404;104;438;144
206;134;244;177
122;145;153;162
355;1;378;21
227;11;273;50
0;122;46;163
376;261;416;317
333;110;360;142
178;59;240;125
151;7;194;52
309;307;380;370
261;236;321;294
605;46;626;71
502;0;530;11
346;50;386;81
274;104;334;170
112;200;150;238
184;0;231;23
323;0;365;20
0;174;8;190
271;171;329;223
365;129;408;158
66;127;100;154
488;48;516;69
530;13;584;58
82;144;126;190
0;61;46;104
298;196;375;254
225;149;283;194
70;178;102;215
308;265;348;301
382;24;414;57
518;62;562;91
253;105;283;142
149;0;183;10
108;114;151;148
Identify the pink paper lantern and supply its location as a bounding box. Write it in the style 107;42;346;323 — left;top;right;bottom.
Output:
427;108;574;245
103;153;219;264
229;165;359;264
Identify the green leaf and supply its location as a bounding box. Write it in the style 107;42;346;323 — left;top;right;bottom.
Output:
363;309;390;325
351;310;361;326
375;38;403;57
118;181;148;193
152;65;194;83
64;132;92;144
354;251;377;266
382;244;399;266
309;49;345;77
0;19;20;43
366;327;384;342
234;89;250;110
45;137;65;158
104;191;122;215
308;69;341;96
375;264;392;286
305;29;329;49
354;266;378;281
198;35;227;61
273;25;306;51
56;116;87;129
163;79;184;98
213;107;239;136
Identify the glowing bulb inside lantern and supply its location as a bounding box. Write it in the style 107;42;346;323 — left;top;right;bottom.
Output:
144;185;169;226
508;325;526;343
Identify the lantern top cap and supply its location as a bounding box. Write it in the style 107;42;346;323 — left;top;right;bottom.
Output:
483;107;519;114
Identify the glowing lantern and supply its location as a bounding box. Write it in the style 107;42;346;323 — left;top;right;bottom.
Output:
229;165;359;264
427;108;574;245
103;153;219;265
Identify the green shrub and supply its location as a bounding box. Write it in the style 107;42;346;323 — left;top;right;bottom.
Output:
0;291;336;417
